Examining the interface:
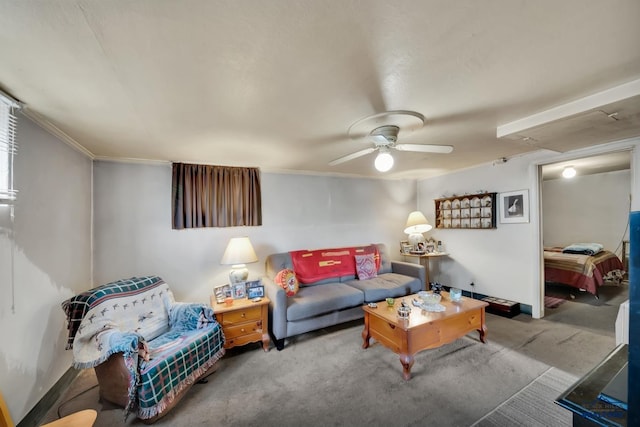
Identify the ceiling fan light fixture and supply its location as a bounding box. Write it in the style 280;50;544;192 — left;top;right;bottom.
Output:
562;166;577;179
374;148;394;172
329;110;452;171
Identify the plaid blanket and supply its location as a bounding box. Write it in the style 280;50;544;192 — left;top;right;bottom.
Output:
139;321;225;418
61;276;225;419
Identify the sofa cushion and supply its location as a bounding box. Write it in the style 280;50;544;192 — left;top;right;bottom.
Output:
275;268;299;296
355;253;378;280
286;282;364;321
345;273;422;303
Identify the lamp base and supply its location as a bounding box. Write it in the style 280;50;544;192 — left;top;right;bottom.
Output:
229;264;249;284
407;233;425;247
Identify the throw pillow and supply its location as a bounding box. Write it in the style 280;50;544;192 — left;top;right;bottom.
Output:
355;253;377;280
275;269;299;297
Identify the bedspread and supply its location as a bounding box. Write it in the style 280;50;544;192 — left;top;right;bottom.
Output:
543;249;625;295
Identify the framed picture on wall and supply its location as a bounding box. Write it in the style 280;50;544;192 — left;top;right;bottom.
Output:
499;190;529;224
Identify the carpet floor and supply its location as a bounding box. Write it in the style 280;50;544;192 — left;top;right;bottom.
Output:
41;308;619;427
544;281;627;307
472;367;578;427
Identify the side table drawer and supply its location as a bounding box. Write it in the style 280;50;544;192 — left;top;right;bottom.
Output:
224;320;262;339
222;306;261;325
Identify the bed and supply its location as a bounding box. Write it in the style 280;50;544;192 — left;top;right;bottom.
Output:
544;246;625;296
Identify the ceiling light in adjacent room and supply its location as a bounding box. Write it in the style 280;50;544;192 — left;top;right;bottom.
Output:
562;166;577;179
374;147;394;172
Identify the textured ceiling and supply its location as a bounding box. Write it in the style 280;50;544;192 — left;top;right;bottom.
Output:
1;1;639;178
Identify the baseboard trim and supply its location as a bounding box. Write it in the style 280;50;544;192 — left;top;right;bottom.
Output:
16;367;79;427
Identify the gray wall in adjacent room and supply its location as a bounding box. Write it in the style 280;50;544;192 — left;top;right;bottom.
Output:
542;169;631;253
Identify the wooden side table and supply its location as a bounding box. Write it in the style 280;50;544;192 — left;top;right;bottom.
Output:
402;252;449;288
210;296;270;351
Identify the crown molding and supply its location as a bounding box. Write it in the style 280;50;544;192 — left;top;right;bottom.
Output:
93;156;170;165
21;108;95;159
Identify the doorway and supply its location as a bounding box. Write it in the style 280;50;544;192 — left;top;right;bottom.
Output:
539;151;631;334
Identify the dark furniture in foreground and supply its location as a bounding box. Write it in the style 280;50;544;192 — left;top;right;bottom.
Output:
556;344;627;426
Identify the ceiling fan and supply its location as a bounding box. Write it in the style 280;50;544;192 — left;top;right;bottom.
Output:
328;111;454;172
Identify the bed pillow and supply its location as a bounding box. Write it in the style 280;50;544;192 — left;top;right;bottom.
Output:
275;269;299;297
355;253;378;280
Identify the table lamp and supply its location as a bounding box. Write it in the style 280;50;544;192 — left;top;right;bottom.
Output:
221;237;258;284
404;211;432;248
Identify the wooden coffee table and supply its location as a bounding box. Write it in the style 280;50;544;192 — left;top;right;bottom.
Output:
362;292;488;380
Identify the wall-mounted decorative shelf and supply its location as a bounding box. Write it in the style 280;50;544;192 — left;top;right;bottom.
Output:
435;192;497;229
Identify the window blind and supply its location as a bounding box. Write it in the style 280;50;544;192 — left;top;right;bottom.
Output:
0;92;19;202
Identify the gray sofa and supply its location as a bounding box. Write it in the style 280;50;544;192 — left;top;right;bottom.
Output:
263;243;425;350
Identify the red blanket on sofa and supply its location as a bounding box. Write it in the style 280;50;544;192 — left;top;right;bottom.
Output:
290;245;380;284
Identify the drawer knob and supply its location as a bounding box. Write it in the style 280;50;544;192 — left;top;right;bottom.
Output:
241;313;246;318
241;328;245;333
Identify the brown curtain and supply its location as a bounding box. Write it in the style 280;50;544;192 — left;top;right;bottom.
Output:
172;163;262;229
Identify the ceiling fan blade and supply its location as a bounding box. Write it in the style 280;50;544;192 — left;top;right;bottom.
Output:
329;147;376;166
395;144;454;154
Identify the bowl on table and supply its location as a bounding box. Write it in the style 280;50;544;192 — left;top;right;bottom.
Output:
418;291;441;306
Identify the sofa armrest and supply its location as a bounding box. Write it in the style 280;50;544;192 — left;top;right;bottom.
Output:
391;261;425;284
263;277;287;340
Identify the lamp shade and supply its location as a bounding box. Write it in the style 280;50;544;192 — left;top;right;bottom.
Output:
220;237;258;265
403;211;432;234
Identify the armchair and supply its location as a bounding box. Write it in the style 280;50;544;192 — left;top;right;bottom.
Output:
61;276;225;423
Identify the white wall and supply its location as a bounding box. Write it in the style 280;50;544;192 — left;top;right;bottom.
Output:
0;114;92;422
417;154;540;306
93;161;417;303
542;169;630;253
